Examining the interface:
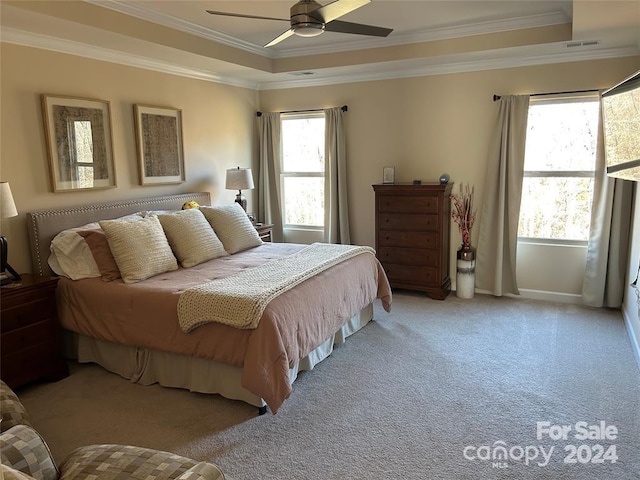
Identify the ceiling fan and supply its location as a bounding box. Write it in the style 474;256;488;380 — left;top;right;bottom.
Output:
206;0;393;47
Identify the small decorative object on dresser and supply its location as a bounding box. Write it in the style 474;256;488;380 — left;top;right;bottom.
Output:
450;183;476;299
373;182;452;300
382;166;395;184
0;274;69;388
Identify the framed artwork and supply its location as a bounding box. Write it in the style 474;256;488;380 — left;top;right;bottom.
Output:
134;104;185;185
382;166;395;184
41;95;116;192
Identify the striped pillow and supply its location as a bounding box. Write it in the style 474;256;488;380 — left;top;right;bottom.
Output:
158;209;228;268
200;204;262;254
99;216;178;283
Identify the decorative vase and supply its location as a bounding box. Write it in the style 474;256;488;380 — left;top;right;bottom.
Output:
456;244;476;299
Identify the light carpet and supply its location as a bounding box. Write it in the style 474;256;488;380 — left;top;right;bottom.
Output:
18;292;640;479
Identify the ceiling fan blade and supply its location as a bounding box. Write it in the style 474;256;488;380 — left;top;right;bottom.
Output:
308;0;370;24
324;20;392;37
205;10;289;22
264;29;296;48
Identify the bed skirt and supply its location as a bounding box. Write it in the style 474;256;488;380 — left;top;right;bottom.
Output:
63;303;374;409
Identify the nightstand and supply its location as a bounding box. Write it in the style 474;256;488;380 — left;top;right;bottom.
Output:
254;223;273;242
1;274;69;389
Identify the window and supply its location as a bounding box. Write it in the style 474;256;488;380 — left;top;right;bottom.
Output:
71;120;95;188
281;113;325;228
518;95;600;243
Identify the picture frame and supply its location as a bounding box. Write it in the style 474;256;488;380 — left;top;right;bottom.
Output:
382;166;395;184
134;104;185;185
41;94;116;192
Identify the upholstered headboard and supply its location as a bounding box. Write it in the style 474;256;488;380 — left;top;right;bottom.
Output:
26;192;211;277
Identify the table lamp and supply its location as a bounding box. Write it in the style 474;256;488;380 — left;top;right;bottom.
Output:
225;167;254;211
1;182;21;285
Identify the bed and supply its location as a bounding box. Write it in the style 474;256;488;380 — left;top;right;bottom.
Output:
26;193;392;414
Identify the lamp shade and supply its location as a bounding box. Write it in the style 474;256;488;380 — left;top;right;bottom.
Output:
225;167;254;191
1;182;18;218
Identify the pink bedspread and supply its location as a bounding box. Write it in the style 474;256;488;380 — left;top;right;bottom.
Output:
56;243;392;413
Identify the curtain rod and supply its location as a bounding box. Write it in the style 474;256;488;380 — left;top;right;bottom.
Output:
256;105;348;117
492;89;598;101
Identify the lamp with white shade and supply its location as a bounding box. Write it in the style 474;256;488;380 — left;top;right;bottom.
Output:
225;167;254;212
1;182;21;285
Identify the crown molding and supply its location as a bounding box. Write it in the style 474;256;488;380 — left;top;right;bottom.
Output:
84;1;569;59
2;26;637;92
86;0;274;58
274;12;571;58
258;46;639;90
0;27;260;90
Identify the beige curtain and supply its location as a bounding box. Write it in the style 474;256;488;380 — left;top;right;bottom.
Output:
257;112;284;242
323;107;351;244
582;106;634;307
476;95;530;296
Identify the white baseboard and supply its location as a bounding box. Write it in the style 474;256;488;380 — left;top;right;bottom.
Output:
622;303;640;372
473;288;583;304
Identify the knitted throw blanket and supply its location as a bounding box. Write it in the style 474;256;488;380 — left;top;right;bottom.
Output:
178;243;376;332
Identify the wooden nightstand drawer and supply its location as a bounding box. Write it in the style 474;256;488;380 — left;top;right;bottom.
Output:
2;298;54;331
378;247;438;267
378;213;438;231
1;320;55;356
0;274;68;388
1;342;58;389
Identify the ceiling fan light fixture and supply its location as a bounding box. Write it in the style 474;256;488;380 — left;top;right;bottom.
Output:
293;22;325;37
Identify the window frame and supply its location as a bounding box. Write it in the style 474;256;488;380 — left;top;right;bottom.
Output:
518;93;600;246
280;111;326;230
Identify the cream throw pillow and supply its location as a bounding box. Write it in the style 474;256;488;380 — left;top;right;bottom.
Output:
200;204;262;254
99;216;178;283
158;209;228;268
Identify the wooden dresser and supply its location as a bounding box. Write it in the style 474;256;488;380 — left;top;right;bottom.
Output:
1;274;69;388
373;183;453;300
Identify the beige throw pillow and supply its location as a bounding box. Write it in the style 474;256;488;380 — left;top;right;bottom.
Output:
158;209;228;268
200;204;262;254
99;216;178;283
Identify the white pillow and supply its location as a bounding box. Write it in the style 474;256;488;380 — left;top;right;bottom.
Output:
200;204;262;254
99;216;178;283
48;214;142;280
158;209;228;268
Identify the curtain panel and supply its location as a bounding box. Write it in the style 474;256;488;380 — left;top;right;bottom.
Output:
582;106;634;308
476;95;530;296
324;107;351;244
257;112;284;243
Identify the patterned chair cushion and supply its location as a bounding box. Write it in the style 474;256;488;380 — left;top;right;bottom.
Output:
175;462;226;480
1;464;37;480
0;425;59;480
59;444;210;480
0;380;32;432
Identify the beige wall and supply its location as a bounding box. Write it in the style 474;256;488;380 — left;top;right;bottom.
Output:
259;57;640;295
0;43;258;274
1;41;638;303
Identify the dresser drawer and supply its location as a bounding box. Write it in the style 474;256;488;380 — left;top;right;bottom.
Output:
378;231;438;248
1;342;57;388
378;247;438;267
1;320;55;356
378;213;438;231
2;298;54;331
378;195;439;214
383;264;438;285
